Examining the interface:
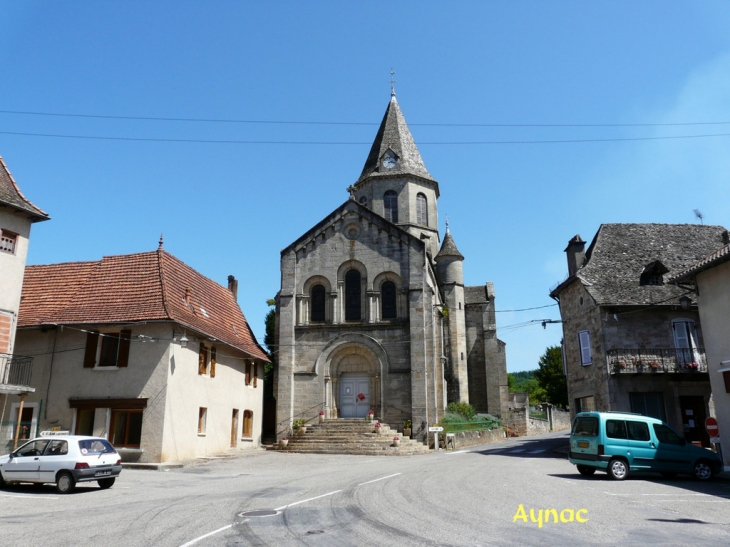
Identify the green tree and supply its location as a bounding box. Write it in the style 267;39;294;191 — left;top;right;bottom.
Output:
263;299;276;400
534;345;568;408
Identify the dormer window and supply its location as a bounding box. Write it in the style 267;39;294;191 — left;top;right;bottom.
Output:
640;261;669;286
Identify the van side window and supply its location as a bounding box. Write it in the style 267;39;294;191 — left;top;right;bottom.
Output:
606;420;627;439
626;421;650;441
653;424;683;445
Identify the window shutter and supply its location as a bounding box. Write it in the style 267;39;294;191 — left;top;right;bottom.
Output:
83;331;99;368
210;347;216;378
117;329;131;367
673;321;690;349
245;362;251;385
253;362;258;387
578;331;592;365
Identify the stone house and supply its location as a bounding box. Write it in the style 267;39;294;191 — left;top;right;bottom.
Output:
11;242;269;462
0;156;49;447
274;93;508;442
550;223;727;447
671;232;730;470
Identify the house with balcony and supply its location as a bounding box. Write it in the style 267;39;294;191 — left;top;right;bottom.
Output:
12;242;270;462
550;224;727;447
0;156;49;449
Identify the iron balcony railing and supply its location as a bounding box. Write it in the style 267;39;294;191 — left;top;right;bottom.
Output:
607;348;707;374
0;353;34;387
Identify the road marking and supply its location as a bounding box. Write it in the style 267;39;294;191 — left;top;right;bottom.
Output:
179;524;232;547
274;489;342;511
358;473;402;486
0;493;60;500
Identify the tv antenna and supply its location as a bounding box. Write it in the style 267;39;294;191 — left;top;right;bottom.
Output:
694;209;704;225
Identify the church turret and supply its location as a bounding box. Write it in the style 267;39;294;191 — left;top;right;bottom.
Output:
435;224;469;404
435;227;464;285
350;92;440;256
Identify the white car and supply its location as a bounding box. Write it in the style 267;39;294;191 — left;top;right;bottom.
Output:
0;435;122;494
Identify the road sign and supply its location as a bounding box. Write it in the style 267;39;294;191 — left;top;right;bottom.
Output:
429;426;444;432
705;417;719;437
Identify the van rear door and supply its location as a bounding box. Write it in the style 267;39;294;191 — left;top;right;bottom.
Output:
571;415;599;457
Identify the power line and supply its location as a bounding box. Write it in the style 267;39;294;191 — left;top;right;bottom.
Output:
2;108;730;128
3;130;730;145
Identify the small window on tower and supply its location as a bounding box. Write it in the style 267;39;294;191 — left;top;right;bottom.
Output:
0;230;18;254
384;191;398;223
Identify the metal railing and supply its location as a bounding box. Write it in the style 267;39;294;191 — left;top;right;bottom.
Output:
0;353;34;387
607;348;707;374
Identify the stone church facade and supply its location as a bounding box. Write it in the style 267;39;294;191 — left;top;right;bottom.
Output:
274;93;508;442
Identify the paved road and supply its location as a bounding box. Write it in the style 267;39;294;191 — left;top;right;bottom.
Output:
1;431;728;546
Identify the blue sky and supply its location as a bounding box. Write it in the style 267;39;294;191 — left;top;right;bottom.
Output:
2;2;730;371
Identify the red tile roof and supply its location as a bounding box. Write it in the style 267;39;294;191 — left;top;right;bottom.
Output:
0;156;50;221
18;248;269;361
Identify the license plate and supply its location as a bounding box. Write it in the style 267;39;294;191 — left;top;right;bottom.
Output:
578;442;589;448
95;470;112;477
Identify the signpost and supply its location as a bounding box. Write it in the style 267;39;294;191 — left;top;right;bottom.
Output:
429;426;444;451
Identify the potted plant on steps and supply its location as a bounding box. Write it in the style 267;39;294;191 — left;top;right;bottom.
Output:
403;420;412;438
319;410;326;423
374;422;383;435
393;436;400;448
293;419;307;436
280;437;288;447
366;409;375;422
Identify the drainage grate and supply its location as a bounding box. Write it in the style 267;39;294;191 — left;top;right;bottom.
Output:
237;510;279;518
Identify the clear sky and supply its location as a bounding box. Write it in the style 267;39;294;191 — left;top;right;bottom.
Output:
2;1;730;371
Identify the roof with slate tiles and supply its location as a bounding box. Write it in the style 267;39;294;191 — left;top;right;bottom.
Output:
435;230;464;261
550;223;727;306
18;248;269;361
464;285;490;304
670;240;730;283
355;96;436;187
0;156;49;221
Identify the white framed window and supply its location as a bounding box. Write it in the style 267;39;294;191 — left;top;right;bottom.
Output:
578;330;592;366
672;319;700;367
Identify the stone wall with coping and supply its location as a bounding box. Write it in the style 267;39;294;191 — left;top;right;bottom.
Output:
430;427;504;449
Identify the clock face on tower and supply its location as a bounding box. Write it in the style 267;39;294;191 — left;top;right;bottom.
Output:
383;156;397;169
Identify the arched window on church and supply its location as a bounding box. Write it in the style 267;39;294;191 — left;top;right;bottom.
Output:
384;190;398;223
381;281;397;319
311;284;326;322
345;269;361;321
416;193;428;226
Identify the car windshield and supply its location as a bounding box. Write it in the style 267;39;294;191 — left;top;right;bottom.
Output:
572;416;598;436
78;439;116;454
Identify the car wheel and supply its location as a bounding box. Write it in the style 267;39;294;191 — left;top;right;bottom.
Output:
97;478;116;489
577;465;596;476
56;472;75;494
607;458;629;481
660;472;677;479
693;460;714;481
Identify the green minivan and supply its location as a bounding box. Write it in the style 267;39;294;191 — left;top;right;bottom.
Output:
569;411;722;481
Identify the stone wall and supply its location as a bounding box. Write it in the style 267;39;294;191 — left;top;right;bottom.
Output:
552;409;572;431
430;427;504;449
506;407;528;437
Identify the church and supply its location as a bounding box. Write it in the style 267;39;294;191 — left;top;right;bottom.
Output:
273;91;508;442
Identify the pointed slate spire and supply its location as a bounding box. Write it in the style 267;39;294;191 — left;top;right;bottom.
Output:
435;227;464;261
356;96;435;184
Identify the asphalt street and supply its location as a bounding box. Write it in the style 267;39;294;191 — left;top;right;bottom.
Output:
1;431;728;546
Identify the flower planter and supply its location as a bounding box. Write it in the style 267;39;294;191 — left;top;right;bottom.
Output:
403;428;411;438
393;437;401;448
319;412;326;423
280;438;288;447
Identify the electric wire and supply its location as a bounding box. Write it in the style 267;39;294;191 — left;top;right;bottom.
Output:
2;108;730;128
3;130;730;145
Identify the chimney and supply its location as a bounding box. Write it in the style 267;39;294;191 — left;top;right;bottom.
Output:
564;235;586;277
184;287;192;306
228;275;238;302
723;230;730;245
